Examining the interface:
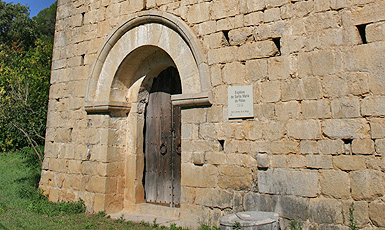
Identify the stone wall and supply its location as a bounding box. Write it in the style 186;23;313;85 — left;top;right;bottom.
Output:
41;0;385;229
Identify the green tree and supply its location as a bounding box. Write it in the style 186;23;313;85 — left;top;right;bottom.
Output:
33;1;57;40
0;39;52;161
0;1;37;49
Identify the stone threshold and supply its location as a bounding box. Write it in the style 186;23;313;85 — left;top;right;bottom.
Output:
110;203;180;227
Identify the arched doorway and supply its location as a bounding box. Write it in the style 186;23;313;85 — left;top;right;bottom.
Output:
144;67;181;207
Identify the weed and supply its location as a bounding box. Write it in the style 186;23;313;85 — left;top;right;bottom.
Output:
233;221;241;230
97;211;107;218
286;220;303;230
170;223;183;230
153;218;159;228
140;220;150;227
349;203;359;230
200;225;220;230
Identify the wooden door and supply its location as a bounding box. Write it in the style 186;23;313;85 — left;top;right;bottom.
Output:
144;67;181;207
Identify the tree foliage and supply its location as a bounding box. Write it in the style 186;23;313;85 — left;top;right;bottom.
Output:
0;1;57;161
0;1;37;49
33;1;57;40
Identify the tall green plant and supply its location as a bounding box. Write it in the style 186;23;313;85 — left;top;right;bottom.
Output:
0;39;52;161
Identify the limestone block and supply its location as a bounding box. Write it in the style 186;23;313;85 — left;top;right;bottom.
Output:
346;72;369;96
210;64;222;87
208;46;238;64
254;103;276;121
240;0;264;13
352;139;375;155
40;170;55;186
50;158;68;173
264;8;281;23
275;101;300;120
63;174;81;190
287;155;305;168
218;165;252;190
244;193;279;212
331;0;351;9
306;155;333;169
253;21;286;41
267;56;291;81
181;108;206;124
302;77;322;99
331;97;361;118
258;169;318;197
205;32;228;49
375;139;385;154
86;176;107;193
298;50;338;77
199;123;217;140
369;72;385;96
271;140;299;154
278;195;309;220
223;153;257;167
212;85;228;105
322;119;370;139
309;198;343;224
192;152;205;166
238;40;279;61
250;141;271;154
211;0;239;19
245;59;267;82
266;0;289;8
181;163;218;188
366;21;385;43
369;201;385;227
222;62;246;84
260;81;281;102
262;121;285;141
187;2;210;24
235;121;263;141
322;75;347;98
93;194;106;213
302;100;331;119
244;12;264;26
365;156;385;171
271;155;288;168
281;78;304;101
320;170;350;199
82;161;99;176
195;20;216;36
343;43;385;72
68;160;82;173
341;201;369;228
228;28;252;46
287;120;322;140
290;0;314;18
207;106;224;123
194;188;233;208
300;141;318;154
333;155;366;171
361;96;385;116
216;17;233;31
318;140;344;155
314;0;331;12
351;170;385;200
256;153;270;169
182;139;219;152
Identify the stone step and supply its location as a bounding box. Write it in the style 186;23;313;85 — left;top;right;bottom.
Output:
110;203;180;227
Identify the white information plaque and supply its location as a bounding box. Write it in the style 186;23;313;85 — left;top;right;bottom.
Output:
228;85;254;119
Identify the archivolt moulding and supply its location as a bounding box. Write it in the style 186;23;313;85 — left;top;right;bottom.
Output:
85;10;211;113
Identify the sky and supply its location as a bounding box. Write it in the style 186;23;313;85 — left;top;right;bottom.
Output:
3;0;57;17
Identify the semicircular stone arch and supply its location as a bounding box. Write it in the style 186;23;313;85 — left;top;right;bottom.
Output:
85;10;211;113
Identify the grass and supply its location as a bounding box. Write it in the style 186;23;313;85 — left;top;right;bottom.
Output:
0;150;198;230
